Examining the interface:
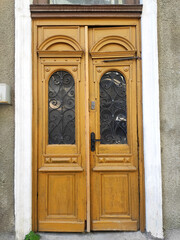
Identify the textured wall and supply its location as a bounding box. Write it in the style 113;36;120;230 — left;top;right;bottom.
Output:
158;0;180;232
0;0;15;234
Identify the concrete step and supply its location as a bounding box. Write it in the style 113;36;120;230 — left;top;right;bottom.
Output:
39;232;154;240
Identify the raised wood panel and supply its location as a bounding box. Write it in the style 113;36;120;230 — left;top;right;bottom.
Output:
101;174;129;216
38;172;85;231
91;26;136;49
47;174;76;217
47;43;75;51
91;171;139;230
37;26;80;48
100;43;126;52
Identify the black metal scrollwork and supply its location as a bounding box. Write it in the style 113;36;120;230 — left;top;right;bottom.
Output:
48;71;75;144
100;71;127;144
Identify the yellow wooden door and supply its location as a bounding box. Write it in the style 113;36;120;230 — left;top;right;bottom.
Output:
37;27;86;232
35;24;141;232
89;27;139;231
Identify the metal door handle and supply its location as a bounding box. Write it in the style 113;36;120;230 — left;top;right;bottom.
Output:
91;132;101;152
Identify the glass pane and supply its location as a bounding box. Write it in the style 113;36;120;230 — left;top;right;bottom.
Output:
49;0;138;4
48;71;75;144
100;71;127;144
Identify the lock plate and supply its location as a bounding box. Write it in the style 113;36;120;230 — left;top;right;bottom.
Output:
91;101;95;110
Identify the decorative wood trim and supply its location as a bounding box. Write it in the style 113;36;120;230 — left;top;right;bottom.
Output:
90;36;136;54
90;51;136;59
38;35;83;51
38;50;84;58
136;20;145;232
93;166;137;172
38;166;84;172
30;5;143;18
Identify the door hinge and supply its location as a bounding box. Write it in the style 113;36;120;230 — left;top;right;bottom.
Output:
103;56;141;62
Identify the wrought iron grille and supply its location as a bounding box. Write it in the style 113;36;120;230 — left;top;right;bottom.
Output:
100;71;127;144
48;71;75;144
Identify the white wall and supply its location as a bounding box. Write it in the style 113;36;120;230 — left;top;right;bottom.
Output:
15;0;163;239
15;0;32;239
141;0;163;238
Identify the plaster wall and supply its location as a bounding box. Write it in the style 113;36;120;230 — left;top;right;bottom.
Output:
0;0;15;234
158;0;180;232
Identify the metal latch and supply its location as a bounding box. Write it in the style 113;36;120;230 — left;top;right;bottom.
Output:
103;56;141;62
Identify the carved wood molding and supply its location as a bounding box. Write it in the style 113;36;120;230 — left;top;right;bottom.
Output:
38;50;84;58
30;4;143;18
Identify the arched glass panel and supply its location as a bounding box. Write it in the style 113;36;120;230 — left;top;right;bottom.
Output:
100;71;127;144
48;71;75;144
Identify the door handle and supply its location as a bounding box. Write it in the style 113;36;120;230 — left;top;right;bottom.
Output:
91;132;101;152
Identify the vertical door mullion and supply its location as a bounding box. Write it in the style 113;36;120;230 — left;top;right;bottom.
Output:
85;25;91;232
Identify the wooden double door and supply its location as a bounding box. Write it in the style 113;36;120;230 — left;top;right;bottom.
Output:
34;21;142;232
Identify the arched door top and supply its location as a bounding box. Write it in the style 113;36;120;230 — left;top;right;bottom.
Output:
38;35;84;57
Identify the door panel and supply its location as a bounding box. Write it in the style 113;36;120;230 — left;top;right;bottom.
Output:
89;27;139;231
37;28;86;231
38;172;85;232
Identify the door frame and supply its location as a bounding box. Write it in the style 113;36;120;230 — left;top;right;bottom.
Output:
32;17;144;232
15;1;163;239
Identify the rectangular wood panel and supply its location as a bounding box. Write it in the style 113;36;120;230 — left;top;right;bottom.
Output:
101;174;129;216
38;172;85;231
47;174;76;217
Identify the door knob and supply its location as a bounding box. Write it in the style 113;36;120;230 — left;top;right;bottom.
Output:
91;132;101;152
